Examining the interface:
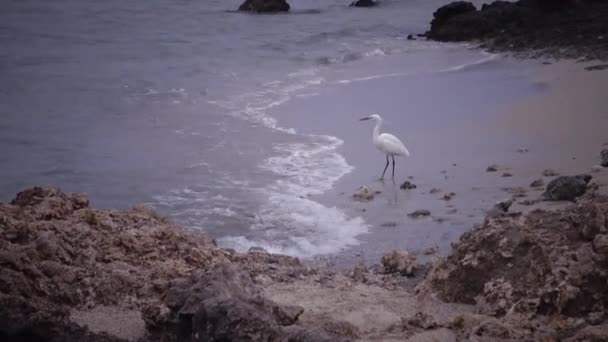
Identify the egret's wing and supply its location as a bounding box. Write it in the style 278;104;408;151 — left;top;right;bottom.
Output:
378;133;410;156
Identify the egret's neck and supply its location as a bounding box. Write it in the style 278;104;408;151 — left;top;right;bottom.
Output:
372;119;382;141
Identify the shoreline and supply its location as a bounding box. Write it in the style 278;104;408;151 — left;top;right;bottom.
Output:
2;3;608;338
2;58;608;337
272;52;608;270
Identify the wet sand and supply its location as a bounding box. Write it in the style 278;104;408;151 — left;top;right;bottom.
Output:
272;56;608;269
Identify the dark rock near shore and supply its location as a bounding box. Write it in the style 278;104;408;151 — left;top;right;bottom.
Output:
238;0;290;13
543;174;592;201
349;0;376;7
427;0;608;60
418;194;608;326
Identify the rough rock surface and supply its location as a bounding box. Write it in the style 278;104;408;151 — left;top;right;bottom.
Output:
543;174;592;201
427;0;608;60
602;149;608;167
381;251;417;277
160;262;332;342
238;0;290;13
417;193;608;339
4;186;608;341
0;187;339;342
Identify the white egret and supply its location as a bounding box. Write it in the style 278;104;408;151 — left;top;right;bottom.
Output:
359;114;410;180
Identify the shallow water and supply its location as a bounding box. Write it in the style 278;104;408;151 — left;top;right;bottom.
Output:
0;0;537;258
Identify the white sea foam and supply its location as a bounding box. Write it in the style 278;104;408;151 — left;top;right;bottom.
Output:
439;52;499;73
219;134;368;257
160;68;369;258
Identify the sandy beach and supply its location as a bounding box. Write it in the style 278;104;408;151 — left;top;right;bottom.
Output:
271;56;608;268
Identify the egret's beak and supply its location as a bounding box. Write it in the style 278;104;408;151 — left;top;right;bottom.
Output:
359;116;371;121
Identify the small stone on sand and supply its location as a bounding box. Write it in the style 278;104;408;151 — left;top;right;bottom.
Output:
380;222;398;228
408;209;431;218
486;164;498;172
501;172;513;177
400;181;417;190
441;192;455;201
429;188;441;194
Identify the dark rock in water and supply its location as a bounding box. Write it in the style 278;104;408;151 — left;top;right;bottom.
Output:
486;164;498;172
400;181;417;190
428;1;483;41
349;0;376;7
601;149;608;167
430;2;476;29
530;179;544;188
408;209;431;218
429;188;442;194
238;0;290;13
543;174;592;201
501;172;513;177
407;34;416;40
542;168;559;177
427;0;575;42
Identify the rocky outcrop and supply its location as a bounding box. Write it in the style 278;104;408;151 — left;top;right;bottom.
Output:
0;187;340;342
0;187;228;341
238;0;290;13
427;0;608;60
543;174;592;201
417;194;608;328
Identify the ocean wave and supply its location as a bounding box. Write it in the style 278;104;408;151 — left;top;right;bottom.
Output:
218;134;367;257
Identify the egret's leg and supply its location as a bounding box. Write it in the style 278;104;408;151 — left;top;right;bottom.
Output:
380;155;389;180
391;156;396;179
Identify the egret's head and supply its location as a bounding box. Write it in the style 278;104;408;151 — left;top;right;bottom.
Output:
359;113;382;122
